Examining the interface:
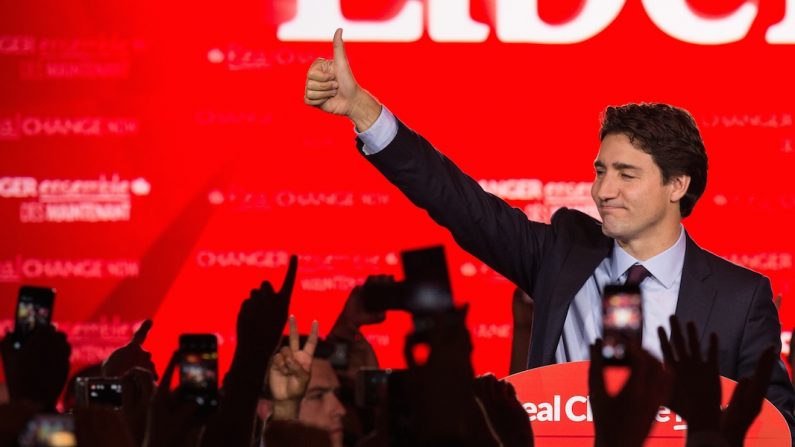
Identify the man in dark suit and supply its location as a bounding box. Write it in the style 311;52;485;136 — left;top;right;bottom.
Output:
303;29;795;432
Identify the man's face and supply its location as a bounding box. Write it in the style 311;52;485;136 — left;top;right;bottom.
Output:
298;359;346;447
591;133;683;245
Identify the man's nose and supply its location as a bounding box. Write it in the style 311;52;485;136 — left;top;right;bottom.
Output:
330;393;346;417
594;174;619;201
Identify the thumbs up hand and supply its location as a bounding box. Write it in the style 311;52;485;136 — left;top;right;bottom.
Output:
304;28;382;131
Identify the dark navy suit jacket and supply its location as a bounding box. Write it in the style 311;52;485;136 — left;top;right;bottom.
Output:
358;118;795;436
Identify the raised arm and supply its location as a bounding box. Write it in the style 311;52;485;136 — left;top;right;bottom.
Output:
303;30;556;293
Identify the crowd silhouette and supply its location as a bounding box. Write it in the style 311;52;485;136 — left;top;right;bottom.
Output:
0;255;788;446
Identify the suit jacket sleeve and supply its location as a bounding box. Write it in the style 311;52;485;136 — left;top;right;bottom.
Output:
738;276;795;431
360;118;552;294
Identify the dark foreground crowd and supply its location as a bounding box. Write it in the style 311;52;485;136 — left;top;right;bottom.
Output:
0;256;789;447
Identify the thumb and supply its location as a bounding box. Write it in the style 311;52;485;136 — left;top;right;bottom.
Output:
132;319;152;346
333;28;350;72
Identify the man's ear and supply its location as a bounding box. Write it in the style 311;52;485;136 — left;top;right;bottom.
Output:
669;175;691;203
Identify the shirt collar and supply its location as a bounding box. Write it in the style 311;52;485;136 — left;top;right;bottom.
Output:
610;226;687;289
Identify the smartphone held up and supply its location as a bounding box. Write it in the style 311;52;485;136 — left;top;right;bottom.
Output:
360;245;453;315
74;377;124;409
601;284;643;365
178;333;219;411
13;285;56;349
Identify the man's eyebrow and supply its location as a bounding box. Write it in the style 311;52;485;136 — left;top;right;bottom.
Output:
593;161;641;171
612;162;640;171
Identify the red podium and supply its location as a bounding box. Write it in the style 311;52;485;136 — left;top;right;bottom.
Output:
503;361;790;446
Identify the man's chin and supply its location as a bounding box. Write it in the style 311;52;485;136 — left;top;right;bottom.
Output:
600;223;625;240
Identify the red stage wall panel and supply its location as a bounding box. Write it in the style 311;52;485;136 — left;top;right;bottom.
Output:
1;0;794;379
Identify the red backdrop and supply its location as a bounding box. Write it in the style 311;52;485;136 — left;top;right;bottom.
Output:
1;0;794;379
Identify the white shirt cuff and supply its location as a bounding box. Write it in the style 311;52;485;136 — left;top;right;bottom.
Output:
356;106;398;155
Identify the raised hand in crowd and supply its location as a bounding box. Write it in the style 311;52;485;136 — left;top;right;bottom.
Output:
720;346;776;447
143;351;201;447
100;319;157;446
328;276;387;380
588;339;670;447
473;373;534;447
103;319;157;379
235;254;298;359
304;28;382;131
658;316;722;434
201;255;299;447
269;316;319;421
334;276;387;331
327;277;389;445
121;366;157;447
660;316;776;447
1;325;71;411
403;305;481;445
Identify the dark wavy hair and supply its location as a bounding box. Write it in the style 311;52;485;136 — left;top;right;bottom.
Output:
599;103;708;218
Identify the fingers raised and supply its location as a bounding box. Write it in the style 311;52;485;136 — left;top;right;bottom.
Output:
132;319;152;346
658;326;674;366
588;340;606;397
273;350;288;374
669;315;687;360
686;322;701;361
260;281;276;296
157;350;179;398
289;315;300;353
278;255;298;298
302;320;319;359
707;332;719;367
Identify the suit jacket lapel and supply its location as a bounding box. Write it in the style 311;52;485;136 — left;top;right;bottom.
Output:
674;235;718;344
542;237;612;364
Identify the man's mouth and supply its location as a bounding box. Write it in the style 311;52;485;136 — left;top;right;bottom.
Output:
600;205;624;212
